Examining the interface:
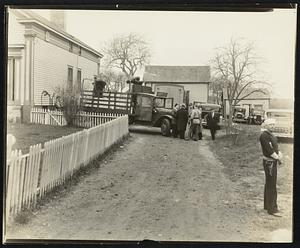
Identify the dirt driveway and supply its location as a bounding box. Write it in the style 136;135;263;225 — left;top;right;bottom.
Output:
5;130;292;242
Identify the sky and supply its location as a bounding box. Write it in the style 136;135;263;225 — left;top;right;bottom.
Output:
35;8;297;99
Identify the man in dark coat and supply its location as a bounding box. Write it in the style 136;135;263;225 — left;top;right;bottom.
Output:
176;104;189;139
206;110;219;140
259;119;283;215
171;104;179;138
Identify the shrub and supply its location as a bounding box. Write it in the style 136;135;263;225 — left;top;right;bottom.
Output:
54;86;81;126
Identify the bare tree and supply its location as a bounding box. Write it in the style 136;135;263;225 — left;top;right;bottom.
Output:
211;38;269;131
209;76;224;105
103;33;151;80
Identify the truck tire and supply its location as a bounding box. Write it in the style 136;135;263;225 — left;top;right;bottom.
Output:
161;118;171;136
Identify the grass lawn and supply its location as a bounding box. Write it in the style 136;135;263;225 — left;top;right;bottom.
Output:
209;124;293;235
210;124;293;186
7;123;84;154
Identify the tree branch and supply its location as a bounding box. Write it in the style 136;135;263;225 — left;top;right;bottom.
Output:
235;89;267;105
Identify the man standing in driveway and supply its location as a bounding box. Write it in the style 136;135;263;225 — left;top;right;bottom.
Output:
171;103;179;138
190;104;202;141
176;104;189;139
259;119;283;216
206;110;218;140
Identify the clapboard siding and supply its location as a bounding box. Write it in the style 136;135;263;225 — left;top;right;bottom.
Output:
181;84;208;104
8;11;25;44
33;37;98;105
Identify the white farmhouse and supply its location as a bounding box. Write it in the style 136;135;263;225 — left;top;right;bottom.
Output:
7;9;103;123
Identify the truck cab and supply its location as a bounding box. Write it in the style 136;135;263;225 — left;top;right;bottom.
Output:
130;93;175;135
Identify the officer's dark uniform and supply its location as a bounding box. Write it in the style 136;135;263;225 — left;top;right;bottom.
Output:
259;130;280;214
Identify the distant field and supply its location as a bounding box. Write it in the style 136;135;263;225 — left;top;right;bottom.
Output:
7;123;83;154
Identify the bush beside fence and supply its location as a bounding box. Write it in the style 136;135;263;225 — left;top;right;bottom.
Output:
6;115;129;221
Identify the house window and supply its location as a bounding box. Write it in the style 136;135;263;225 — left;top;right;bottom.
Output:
77;69;82;92
67;66;73;89
7;58;16;101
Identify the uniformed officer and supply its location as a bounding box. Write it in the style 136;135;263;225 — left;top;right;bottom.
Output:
259;119;283;215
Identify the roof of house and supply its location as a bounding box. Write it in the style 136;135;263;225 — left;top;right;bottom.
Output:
11;9;103;58
143;65;211;83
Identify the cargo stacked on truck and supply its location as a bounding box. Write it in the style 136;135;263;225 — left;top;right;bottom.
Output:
80;77;176;136
80;77;133;114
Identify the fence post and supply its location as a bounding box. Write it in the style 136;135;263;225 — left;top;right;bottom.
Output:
83;129;90;166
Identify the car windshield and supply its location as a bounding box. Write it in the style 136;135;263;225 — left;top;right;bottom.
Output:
235;108;245;113
154;98;173;109
154;98;164;108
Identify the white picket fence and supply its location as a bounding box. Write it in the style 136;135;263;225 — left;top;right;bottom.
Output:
5;115;129;221
30;108;124;127
30;108;67;126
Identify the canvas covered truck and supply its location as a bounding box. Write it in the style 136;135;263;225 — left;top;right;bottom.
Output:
80;78;176;136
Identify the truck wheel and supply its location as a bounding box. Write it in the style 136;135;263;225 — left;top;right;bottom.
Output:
161;119;171;136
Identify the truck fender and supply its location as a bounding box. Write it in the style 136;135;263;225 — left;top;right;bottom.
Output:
153;115;175;127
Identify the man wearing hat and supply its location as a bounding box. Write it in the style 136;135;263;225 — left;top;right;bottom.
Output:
176;103;189;139
190;104;202;141
259;118;283;215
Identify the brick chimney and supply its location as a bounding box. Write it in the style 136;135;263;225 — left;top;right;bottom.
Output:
50;10;66;31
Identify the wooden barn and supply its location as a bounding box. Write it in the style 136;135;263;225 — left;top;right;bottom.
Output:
143;65;211;106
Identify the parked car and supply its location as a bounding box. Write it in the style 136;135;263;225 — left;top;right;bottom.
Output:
233;106;248;123
248;109;265;125
264;109;294;139
193;102;222;129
